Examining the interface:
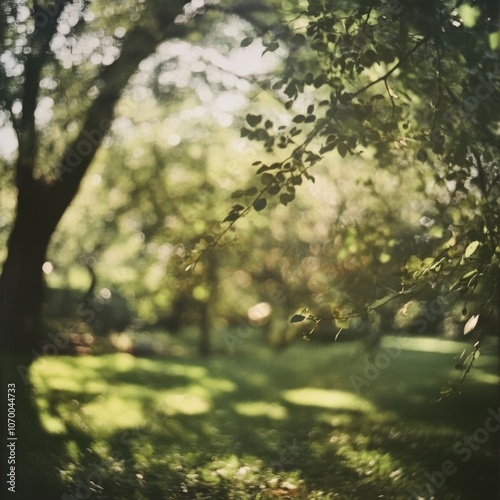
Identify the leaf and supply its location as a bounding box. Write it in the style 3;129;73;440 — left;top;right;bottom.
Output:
241;37;253;47
253;198;267;211
320;143;335;154
292;114;305;123
335;317;350;329
405;255;422;272
290;314;305;323
464;240;480;258
223;212;240;222
464;314;479;335
231;190;245;199
260;173;274;185
256;164;270;174
246;114;262;127
267;183;280;195
368;292;399;311
279;192;295;205
313;75;326;88
266;41;279;52
291;34;306;46
337;143;348;158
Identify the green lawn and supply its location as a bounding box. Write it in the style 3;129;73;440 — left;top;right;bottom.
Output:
18;335;500;499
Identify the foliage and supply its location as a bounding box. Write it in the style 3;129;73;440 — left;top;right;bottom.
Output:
205;0;500;392
0;0;498;385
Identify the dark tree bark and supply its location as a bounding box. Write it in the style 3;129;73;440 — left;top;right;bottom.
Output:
0;181;60;354
0;1;191;358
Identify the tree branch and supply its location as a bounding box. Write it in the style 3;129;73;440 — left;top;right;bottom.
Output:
49;1;192;219
16;0;74;189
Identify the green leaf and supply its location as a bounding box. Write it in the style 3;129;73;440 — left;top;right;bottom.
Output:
246;114;262;127
223;212;240;222
320;143;335;154
465;241;480;258
231;190;245;199
405;255;422;272
313;75;326;88
260;173;274;185
290;314;305;323
368;292;399;311
279;192;295;205
461;270;477;280
337;143;348;158
335;317;350;329
266;41;279;52
253;198;267;211
293;114;305;123
241;37;253;47
267;183;280;195
291;34;306;46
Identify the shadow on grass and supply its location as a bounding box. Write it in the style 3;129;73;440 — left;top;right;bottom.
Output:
18;338;500;499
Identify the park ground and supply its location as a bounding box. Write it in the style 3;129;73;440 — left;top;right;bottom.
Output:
15;334;500;499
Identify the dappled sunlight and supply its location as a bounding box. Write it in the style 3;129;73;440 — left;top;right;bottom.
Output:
469;370;500;385
156;386;212;416
23;339;498;498
32;357;108;393
282;388;375;413
327;433;401;481
163;362;208;380
2;0;499;497
82;394;144;431
38;413;66;435
234;401;288;420
318;412;357;428
202;376;237;393
395;337;469;354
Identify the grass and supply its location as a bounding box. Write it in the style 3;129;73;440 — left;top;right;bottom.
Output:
14;334;500;499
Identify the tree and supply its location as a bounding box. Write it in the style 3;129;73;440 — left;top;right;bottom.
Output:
209;0;499;390
0;0;288;357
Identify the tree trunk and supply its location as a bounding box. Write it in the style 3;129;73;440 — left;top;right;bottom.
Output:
0;183;58;355
199;302;211;357
198;248;218;357
0;183;62;497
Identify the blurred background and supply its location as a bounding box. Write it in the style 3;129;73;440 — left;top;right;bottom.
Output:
0;1;498;498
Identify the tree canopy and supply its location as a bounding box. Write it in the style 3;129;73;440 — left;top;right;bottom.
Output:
0;1;498;383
